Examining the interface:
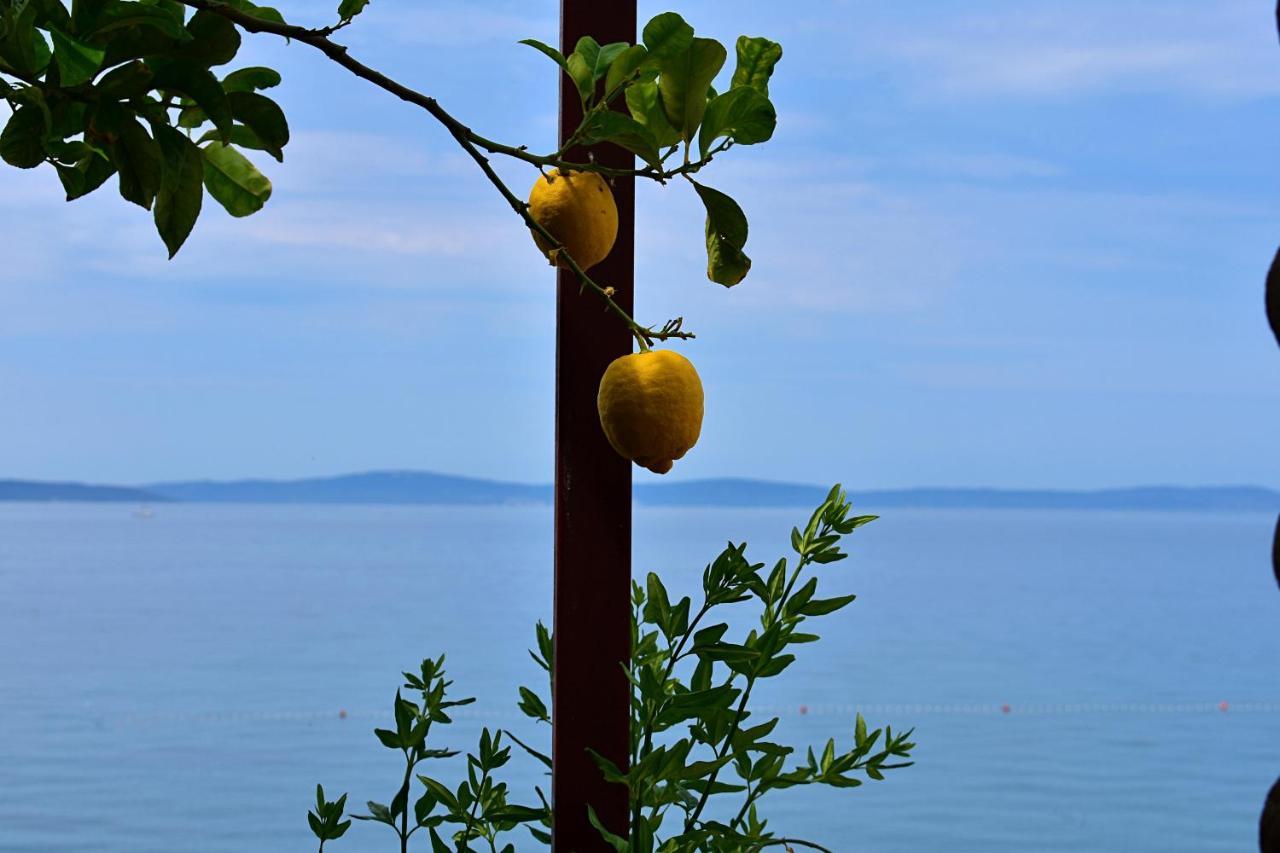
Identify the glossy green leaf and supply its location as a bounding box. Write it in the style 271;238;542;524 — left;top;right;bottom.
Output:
50;27;105;86
604;43;649;94
658;37;726;142
202;141;271;217
338;0;369;19
86;3;192;42
691;180;751;286
731;35;783;96
223;0;287;26
152;123;204;257
518;38;568;72
56;151;115;201
698;86;776;158
96;60;154;98
227;91;289;161
625;80;680;149
0;105;47;169
0;2;44;76
151;60;233;140
107;114;162;209
577;110;662;170
184;9;242;68
221;65;282;93
640;11;693;69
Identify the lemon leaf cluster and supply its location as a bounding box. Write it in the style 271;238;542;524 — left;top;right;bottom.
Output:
522;12;782;288
0;0;300;257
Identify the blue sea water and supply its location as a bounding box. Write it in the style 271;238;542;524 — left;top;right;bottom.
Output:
0;503;1277;852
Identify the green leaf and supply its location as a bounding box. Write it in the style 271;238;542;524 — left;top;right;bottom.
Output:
222;65;281;93
96;60;154;98
338;0;369;19
202;142;270;217
152;123;204;257
151;60;233;140
640;11;693;69
50;27;105;86
111;114;163;209
658;37;726;142
0;1;45;76
517;686;549;723
697;86;776;159
564;36;600;105
800;594;857;617
518;38;568;73
428;827;452;853
691;180;751;286
0;105;47;169
85;2;192;42
586;805;629;852
604;43;649;94
227;91;288;161
56;151;115;200
577;111;662;170
624;80;680;149
183;9;242;67
730;36;783;96
222;0;287;26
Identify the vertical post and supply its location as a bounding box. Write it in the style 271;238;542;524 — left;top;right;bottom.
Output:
552;2;636;850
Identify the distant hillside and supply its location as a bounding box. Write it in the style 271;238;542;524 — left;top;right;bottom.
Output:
636;481;1280;512
148;470;550;505
0;480;165;503
1;472;1277;511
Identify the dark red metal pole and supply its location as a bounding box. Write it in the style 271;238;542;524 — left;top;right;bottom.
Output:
552;2;636;850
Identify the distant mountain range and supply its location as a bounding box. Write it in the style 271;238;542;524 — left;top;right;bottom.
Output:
1;471;1278;511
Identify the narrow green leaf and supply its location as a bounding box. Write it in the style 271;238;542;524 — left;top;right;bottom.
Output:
152;122;204;257
691;180;751;286
586;805;630;852
518;38;568;72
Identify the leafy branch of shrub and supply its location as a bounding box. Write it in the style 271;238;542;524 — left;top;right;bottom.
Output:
313;487;916;852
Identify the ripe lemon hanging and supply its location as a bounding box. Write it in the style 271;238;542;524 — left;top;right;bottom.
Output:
527;168;618;272
597;349;704;475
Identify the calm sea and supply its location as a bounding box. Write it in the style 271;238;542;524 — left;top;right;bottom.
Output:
1;503;1277;851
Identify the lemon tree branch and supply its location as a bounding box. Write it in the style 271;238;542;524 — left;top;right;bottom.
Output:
170;0;725;185
171;0;695;345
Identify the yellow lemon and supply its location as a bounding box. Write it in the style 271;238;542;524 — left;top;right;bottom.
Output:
527;168;618;272
597;350;703;475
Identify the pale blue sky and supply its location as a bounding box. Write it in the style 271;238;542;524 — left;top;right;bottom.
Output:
1;0;1277;488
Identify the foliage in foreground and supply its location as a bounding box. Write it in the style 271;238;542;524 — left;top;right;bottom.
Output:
310;486;915;852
